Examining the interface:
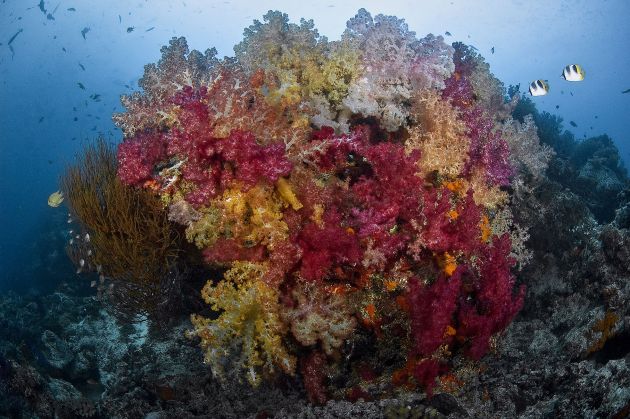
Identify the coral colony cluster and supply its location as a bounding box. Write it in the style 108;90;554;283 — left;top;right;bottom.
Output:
89;9;554;402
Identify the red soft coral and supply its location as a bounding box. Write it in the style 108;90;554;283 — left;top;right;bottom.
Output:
407;272;462;357
458;233;525;359
349;133;424;261
297;209;362;282
413;359;445;397
218;130;292;188
417;189;484;256
300;350;328;405
163;87;292;205
117;131;167;186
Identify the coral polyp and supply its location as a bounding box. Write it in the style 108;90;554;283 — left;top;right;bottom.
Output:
109;9;543;401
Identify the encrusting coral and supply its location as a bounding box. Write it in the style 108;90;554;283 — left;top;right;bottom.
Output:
61;8;557;403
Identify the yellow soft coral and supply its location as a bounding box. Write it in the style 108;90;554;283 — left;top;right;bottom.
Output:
220;185;289;249
276;177;303;211
459;169;509;210
308;41;361;105
406;91;469;179
185;206;222;249
189;262;296;386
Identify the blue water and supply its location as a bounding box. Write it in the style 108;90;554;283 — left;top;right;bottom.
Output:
1;0;629;291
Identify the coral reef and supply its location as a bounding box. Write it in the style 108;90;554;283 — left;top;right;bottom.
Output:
107;8;532;402
4;8;623;418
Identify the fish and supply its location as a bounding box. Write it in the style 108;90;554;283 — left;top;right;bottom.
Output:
47;191;64;207
89;94;101;101
62;47;66;52
569;121;577;127
622;88;630;94
38;0;46;13
8;29;23;45
69;230;74;234
73;117;78;121
79;259;85;267
90;280;96;287
445;31;451;36
87;249;92;256
81;27;90;39
77;82;85;89
84;233;90;242
118;15;122;23
67;7;76;11
555;105;559;109
69;239;74;245
562;64;585;82
491;46;494;54
38;116;44;123
79;63;85;71
529;79;549;97
145;27;155;32
126;26;135;33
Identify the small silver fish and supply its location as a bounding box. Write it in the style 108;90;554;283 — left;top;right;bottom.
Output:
84;233;90;242
67;219;73;224
90;280;96;287
69;239;74;245
87;249;92;256
76;268;82;274
79;259;85;267
69;229;74;234
96;265;102;273
75;235;80;239
99;273;105;283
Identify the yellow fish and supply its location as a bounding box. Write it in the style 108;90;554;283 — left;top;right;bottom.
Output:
562;64;585;82
47;191;64;207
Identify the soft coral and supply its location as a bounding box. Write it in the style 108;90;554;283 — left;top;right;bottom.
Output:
458;233;525;359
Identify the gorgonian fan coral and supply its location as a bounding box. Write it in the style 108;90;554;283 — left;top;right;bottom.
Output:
111;9;543;402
